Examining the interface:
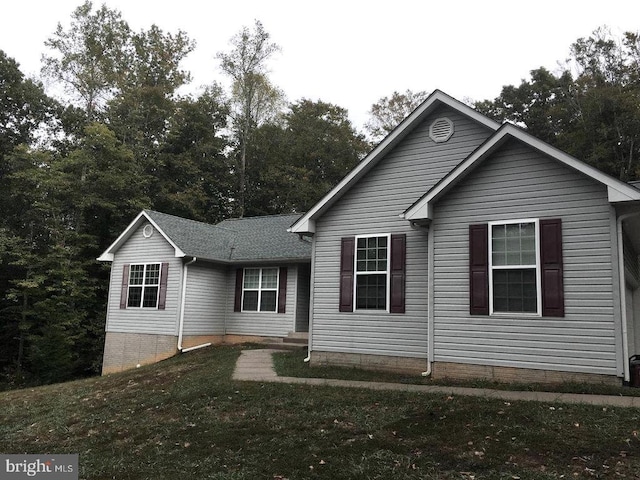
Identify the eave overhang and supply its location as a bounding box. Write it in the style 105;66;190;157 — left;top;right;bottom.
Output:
96;210;186;262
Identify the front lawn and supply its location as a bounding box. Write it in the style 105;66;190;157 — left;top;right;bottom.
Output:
0;345;638;479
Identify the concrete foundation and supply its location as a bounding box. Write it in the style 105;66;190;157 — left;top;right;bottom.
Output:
310;351;621;385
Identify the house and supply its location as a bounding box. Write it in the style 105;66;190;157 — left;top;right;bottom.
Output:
98;211;311;374
290;89;640;385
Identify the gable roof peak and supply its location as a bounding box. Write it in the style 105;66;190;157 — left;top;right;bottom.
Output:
290;90;500;234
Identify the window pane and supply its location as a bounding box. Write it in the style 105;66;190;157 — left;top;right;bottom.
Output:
142;286;158;307
261;268;278;289
127;286;142;307
243;269;260;289
260;291;277;312
492;224;506;239
492;222;536;267
356;274;387;310
493;268;537;313
243;291;258;311
356;236;388;273
145;264;160;285
129;265;144;285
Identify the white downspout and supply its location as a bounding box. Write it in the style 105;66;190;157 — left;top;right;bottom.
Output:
422;223;434;377
617;212;640;382
178;257;211;353
304;238;317;363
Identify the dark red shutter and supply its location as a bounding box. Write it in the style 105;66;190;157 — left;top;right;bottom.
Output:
469;224;489;315
339;237;355;312
278;267;288;314
120;264;130;309
390;234;406;313
540;218;564;317
234;268;244;312
157;263;169;310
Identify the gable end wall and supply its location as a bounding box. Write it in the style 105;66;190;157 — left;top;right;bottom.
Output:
105;224;182;336
311;107;494;358
432;140;619;376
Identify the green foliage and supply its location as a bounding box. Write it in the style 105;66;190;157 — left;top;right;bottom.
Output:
365;89;428;143
0;50;58;156
41;1;131;120
245;99;370;215
217;20;285;216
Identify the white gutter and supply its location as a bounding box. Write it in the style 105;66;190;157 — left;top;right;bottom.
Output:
617;212;640;382
177;257;212;353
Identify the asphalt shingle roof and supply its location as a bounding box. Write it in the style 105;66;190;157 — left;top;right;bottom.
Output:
145;210;311;263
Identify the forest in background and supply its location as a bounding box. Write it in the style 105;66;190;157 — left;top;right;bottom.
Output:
1;1;639;388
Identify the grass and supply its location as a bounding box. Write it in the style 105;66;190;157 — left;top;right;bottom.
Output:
0;345;638;479
273;350;640;397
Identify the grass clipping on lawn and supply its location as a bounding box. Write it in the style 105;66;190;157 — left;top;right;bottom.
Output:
0;345;638;479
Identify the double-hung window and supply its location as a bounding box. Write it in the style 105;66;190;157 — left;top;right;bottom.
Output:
489;220;541;314
355;235;390;310
127;263;161;308
242;267;279;312
339;234;406;313
470;218;564;317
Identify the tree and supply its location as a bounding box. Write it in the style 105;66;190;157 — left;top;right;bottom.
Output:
475;28;640;181
365;89;428;143
106;24;195;166
246;99;369;215
41;1;131;120
217;20;285;217
0;51;58;157
155;86;233;223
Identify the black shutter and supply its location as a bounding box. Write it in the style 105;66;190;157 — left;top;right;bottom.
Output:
278;267;287;314
157;263;169;310
234;268;244;312
469;224;489;315
120;264;130;309
390;234;406;313
540;218;564;317
339;237;355;312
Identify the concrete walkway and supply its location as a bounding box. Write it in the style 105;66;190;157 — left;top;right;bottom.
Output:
233;349;640;408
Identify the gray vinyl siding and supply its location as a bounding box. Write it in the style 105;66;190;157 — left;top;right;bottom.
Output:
296;263;311;332
105;224;182;336
311;107;494;358
225;264;300;337
182;263;227;335
432;139;618;375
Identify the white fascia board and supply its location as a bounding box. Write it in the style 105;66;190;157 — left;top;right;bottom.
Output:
404;123;640;222
290;90;501;233
96;210;186;262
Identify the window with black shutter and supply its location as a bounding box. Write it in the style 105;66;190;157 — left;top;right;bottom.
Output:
469;219;564;317
339;234;406;313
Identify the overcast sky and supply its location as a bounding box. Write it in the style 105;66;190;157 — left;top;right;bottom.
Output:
2;0;640;128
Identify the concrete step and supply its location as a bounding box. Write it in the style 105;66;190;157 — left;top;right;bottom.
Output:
263;341;307;351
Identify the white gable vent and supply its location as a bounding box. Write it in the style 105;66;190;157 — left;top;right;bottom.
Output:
429;117;454;143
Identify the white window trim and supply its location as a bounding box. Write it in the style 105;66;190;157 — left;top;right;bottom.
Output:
354;233;391;312
488;219;542;316
128;263;161;309
241;267;280;313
